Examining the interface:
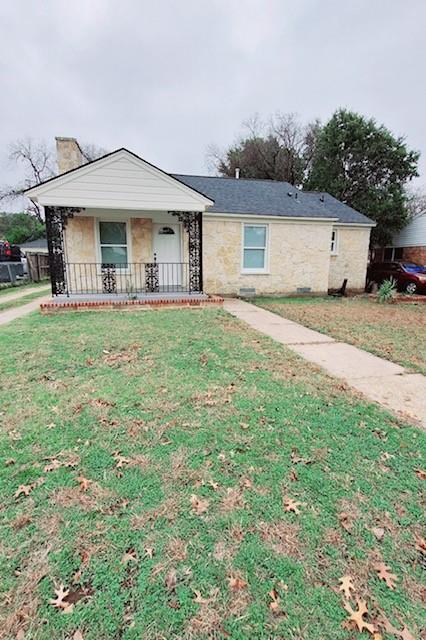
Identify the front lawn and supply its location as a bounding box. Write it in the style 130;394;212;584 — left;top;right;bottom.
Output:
0;309;424;639
253;296;426;375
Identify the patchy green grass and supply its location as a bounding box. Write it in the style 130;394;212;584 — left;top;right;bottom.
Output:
0;308;424;639
0;289;49;312
253;296;426;375
0;279;49;297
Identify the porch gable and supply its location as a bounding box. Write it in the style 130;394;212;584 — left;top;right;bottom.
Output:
26;149;214;211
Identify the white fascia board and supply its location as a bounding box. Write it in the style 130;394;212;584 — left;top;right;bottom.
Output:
204;211;338;224
25;149;214;208
333;221;376;228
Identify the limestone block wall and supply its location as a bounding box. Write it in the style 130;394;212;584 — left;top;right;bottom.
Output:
328;226;371;291
202;217;332;295
64;216;95;263
131;218;152;262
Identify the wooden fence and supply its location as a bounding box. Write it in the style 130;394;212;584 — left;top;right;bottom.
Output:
27;253;49;282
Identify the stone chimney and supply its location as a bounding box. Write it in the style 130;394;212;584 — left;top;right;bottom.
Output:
55;137;83;174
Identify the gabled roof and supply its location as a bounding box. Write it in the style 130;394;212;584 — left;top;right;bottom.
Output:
173;175;374;225
25;149;214;211
24;146;373;225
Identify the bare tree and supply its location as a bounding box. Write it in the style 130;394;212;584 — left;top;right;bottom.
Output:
405;187;426;220
0;138;55;220
207;113;322;185
80;142;108;163
1;137;107;221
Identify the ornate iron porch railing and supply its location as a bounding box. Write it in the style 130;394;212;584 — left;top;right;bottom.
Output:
63;262;190;296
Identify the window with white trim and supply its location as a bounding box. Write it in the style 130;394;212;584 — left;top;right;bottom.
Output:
242;224;268;271
99;221;128;266
330;229;338;254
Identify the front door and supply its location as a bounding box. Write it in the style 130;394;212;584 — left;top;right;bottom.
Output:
152;223;182;289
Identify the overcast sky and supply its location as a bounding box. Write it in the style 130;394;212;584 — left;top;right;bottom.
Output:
1;0;425;196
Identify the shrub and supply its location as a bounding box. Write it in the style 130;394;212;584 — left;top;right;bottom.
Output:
378;277;397;303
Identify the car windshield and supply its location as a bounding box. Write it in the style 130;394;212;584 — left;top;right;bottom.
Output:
402;263;426;273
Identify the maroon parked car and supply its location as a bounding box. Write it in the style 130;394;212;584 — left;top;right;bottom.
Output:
367;261;426;294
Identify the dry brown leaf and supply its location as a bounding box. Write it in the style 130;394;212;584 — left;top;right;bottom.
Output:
14;477;44;499
113;452;130;468
289;469;298;482
338;575;355;600
415;535;426;554
371;527;385;541
268;588;280;613
73;632;84;640
414;468;426;480
14;484;33;498
283;497;302;515
193;590;213;604
121;549;137;565
290;450;312;465
44;458;61;472
165;569;177;591
343;599;375;634
374;562;398;590
76;476;91;492
190;494;209;515
228;576;247;591
49;584;74;613
338;511;353;533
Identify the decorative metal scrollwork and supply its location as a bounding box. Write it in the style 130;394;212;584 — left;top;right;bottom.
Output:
45;206;84;296
170;211;202;292
145;260;159;292
101;264;117;293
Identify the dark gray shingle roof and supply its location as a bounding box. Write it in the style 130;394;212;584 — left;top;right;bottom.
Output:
172;174;374;225
303;192;374;225
19;238;47;250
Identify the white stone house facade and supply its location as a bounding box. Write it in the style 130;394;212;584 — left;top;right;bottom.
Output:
26;138;374;299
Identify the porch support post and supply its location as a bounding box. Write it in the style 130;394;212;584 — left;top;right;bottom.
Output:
170;211;203;293
45;206;83;296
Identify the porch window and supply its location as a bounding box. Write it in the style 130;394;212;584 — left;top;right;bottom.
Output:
242;224;268;272
99;221;128;266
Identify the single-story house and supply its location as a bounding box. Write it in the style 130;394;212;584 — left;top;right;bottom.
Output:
25;137;375;300
373;212;426;265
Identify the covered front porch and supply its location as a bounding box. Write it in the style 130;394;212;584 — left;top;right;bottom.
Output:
25;145;215;302
46;207;204;299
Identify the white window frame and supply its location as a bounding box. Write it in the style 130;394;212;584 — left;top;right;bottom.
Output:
330;228;338;255
95;218;131;272
241;223;269;274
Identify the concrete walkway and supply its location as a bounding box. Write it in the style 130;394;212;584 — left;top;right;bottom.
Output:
0;283;50;303
0;295;50;327
224;298;426;429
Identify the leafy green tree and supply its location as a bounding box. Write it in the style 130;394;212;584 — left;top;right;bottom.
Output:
0;212;45;244
208;113;321;185
305;109;420;245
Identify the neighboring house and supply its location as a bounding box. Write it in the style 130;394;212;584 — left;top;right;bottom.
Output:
19;238;48;254
373;213;426;265
25;137;374;299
